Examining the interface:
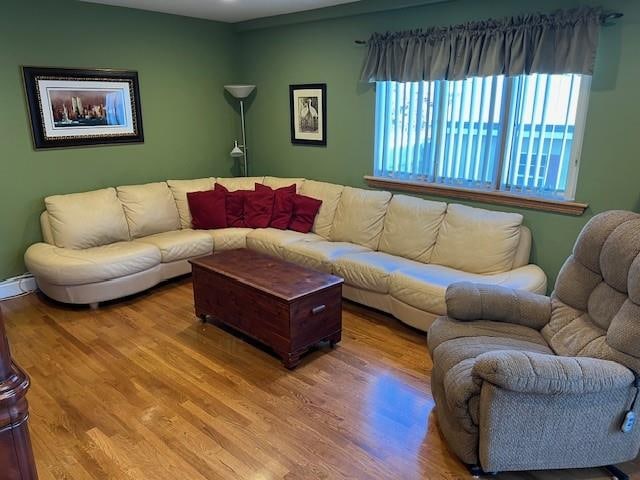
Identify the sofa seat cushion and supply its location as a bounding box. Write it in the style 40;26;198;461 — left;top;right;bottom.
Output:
25;242;161;286
207;228;253;251
332;252;418;294
283;241;370;273
390;264;547;316
134;230;212;263
246;228;323;259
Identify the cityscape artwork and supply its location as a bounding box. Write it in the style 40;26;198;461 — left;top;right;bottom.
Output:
22;67;144;149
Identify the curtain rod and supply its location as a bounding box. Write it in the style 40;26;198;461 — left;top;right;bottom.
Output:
353;11;624;45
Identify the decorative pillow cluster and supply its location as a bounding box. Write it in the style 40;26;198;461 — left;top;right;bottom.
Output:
186;183;322;232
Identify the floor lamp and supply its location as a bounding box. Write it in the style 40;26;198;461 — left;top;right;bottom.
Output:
224;84;256;177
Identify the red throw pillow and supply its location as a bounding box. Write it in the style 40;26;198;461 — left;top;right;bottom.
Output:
186;189;227;229
256;183;296;230
289;194;322;233
214;183;249;227
244;189;275;228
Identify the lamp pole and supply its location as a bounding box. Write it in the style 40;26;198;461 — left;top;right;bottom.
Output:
224;85;255;178
240;99;248;177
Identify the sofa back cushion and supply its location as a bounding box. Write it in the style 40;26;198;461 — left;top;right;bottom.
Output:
431;204;523;274
331;187;392;249
45;188;130;249
117;182;180;238
167;178;215;228
263;176;305;192
379;195;447;263
216;176;264;192
299;180;344;238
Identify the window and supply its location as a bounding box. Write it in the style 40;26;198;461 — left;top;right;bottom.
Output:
373;73;591;201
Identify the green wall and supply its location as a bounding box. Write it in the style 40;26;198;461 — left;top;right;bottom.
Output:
238;0;640;288
0;0;239;279
2;0;639;289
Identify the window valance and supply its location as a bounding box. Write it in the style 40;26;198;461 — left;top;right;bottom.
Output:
360;7;603;82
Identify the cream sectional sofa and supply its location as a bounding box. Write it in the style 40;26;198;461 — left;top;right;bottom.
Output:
25;176;547;331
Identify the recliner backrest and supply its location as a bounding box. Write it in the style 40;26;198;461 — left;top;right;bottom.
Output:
542;210;640;372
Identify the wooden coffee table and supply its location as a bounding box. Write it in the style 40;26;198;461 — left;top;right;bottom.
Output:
190;249;343;369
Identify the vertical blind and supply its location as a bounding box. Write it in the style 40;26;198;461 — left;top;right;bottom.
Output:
374;73;590;200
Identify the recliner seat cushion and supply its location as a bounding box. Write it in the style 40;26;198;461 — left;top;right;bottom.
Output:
246;228;323;258
330;187;391;249
134;230;212;263
428;315;553;463
167;178;215;229
432;333;553;447
431;204;523;275
299;180;344;238
45;188;130;249
332;251;418;293
25;241;161;286
283;240;370;272
378;195;447;263
117;182;181;239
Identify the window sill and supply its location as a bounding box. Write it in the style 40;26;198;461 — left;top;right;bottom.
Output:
364;176;588;216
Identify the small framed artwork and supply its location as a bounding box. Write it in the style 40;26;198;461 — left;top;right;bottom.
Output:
289;83;326;146
22;66;144;149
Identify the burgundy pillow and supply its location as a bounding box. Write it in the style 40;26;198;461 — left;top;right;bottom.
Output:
244;189;275;228
186;189;227;229
256;183;296;230
214;183;249;228
289;194;323;233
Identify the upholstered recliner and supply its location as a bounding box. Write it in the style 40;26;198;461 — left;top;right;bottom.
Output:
428;210;640;474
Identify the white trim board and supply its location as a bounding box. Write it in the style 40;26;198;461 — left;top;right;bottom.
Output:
0;275;38;300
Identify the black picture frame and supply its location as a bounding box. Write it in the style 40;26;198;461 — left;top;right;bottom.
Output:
22;66;144;149
289;83;327;146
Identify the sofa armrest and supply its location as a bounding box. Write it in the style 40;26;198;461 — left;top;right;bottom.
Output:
445;282;551;329
473;350;635;395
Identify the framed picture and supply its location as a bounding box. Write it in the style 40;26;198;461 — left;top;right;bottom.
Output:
289;83;326;146
22;66;144;149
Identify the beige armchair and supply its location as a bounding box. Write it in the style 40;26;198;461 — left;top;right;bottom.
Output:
428;210;640;476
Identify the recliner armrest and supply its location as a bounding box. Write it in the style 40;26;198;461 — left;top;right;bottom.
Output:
473;350;635;395
445;281;551;329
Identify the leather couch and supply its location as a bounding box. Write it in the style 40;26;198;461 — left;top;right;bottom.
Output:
25;176;547;331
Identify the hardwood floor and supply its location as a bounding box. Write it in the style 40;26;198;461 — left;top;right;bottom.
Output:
1;277;638;480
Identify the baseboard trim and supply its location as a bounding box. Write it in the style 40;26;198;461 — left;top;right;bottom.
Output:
0;275;38;300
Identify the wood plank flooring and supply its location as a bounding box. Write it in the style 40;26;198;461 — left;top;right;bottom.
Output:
1;277;638;480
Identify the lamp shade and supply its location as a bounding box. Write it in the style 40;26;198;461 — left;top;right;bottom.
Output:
224;84;256;99
230;140;244;157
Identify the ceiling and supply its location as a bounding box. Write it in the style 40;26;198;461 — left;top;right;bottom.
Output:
78;0;362;23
